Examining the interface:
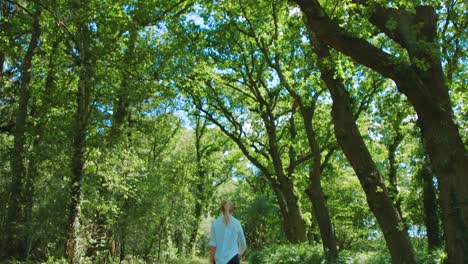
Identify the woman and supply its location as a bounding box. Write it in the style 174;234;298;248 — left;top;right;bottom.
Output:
209;200;247;264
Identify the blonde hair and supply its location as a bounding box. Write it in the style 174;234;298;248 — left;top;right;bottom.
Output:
220;200;234;226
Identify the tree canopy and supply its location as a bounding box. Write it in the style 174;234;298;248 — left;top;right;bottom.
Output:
0;0;466;263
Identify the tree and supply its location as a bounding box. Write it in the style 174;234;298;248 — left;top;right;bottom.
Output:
228;0;339;257
172;16;310;240
5;4;41;259
293;1;467;262
65;0;96;260
309;35;417;263
184;78;309;243
186;112;233;254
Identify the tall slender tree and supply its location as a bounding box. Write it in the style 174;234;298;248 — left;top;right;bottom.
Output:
6;5;42;259
66;1;96;262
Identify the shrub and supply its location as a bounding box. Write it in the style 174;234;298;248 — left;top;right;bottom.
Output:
338;250;390;264
248;244;324;264
173;256;207;264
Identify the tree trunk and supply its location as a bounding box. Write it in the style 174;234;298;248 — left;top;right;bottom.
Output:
420;159;442;250
66;73;87;264
117;200;130;263
301;107;338;260
270;184;306;243
6;7;41;260
312;39;416;263
306;184;337;258
407;81;467;263
188;200;203;253
119;238;125;263
283;185;308;243
397;9;468;262
23;33;60;260
109;29;138;143
66;4;95;262
0;51;4;74
269;46;337;256
187;114;208;253
24;141;39;258
263;112;308;243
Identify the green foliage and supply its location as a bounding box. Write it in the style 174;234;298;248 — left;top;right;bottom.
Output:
173;256;208;264
325;173;376;250
248;244;324;264
338;250;391;264
42;256;68;264
249;242;446;264
229;182;285;248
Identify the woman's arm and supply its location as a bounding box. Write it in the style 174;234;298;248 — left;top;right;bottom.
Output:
209;222;216;263
210;246;216;264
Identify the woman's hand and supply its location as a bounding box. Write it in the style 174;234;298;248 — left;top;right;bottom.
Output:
210;246;216;264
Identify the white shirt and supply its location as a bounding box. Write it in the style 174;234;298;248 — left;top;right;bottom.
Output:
209;215;247;264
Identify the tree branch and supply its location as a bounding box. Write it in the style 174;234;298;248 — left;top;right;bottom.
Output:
293;0;413;81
